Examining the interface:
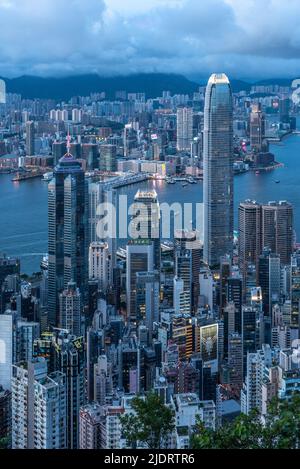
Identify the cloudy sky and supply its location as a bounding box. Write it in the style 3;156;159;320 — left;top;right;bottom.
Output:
0;0;299;79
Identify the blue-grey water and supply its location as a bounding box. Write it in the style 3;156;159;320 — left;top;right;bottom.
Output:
1;132;300;274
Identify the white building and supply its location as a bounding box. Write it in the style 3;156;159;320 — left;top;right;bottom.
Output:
12;359;67;449
89;242;110;290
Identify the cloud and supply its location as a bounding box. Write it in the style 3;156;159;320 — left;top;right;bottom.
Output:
0;0;299;79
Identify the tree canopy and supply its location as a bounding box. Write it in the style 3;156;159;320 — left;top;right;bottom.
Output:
120;392;175;449
192;394;300;450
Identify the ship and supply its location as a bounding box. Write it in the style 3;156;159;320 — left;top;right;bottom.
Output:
43;172;54;182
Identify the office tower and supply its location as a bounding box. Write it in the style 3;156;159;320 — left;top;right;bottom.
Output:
173;277;191;315
0;312;16;391
203;74;234;267
86;327;103;403
227;275;243;334
136;271;160;336
94;355;113;405
172;315;194;360
262;201;294;265
279;98;290;124
88;181;105;244
12;359;67;449
0;386;11;445
175;249;192;313
219;255;232;312
175;230;202;310
0;79;6;104
72;109;82;123
16;321;40;363
59;281;82;336
238;200;262;279
126;241;154;322
131;190;161;271
242;306;258;375
228;333;243;391
100;144;117;172
79;404;102;449
25;121;35;156
177;107;193;151
52;333;85;449
81;144;99;171
250;104;265;152
0;255;20;292
291;252;300;328
52;141;67;166
88;242;110;292
48;144;87;327
223;302;236;359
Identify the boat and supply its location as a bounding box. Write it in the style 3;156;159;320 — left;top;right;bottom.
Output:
255;171;260;175
182;182;188;188
275;180;280;184
166;177;176;184
43;172;53;181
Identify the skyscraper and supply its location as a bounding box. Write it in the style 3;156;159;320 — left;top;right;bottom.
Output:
130;190;161;271
48;143;87;327
100;144;117;172
59;281;82;336
238;200;262;276
250;104;265;152
126;241;154;322
203;74;234;267
25;121;35;156
177;107;193;152
261;201;294;265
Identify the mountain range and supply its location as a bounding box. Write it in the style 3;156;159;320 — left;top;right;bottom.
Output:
0;73;293;101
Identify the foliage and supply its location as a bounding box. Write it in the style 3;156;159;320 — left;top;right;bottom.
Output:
120;392;175;449
192;394;300;450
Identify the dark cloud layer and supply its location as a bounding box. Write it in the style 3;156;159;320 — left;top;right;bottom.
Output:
0;0;299;78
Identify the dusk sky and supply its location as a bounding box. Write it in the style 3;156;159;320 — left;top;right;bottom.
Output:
0;0;299;79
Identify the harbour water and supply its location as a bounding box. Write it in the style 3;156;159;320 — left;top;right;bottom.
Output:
1;133;300;274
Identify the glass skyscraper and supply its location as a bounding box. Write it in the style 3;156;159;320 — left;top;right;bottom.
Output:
203;73;234;267
48;147;87;327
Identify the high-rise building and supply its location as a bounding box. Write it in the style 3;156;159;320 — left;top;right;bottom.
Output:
203;74;234;267
81;144;99;171
261;201;294;265
88;242;110;291
52;332;85;449
59;281;82;336
11;359;67;449
52;141;67;166
250;104;265;152
0;386;11;445
291;252;300;328
100;144;117;172
126;241;154;322
79;404;102;449
228;333;243;391
0;312;16;391
177;107;193;152
279;98;290;124
48;144;87;327
25;121;35;156
175;249;193;314
136;271;160;337
130;190;161;271
238;200;262;276
175;230;202;311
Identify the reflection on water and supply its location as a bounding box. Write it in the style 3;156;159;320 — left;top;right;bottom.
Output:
1;133;300;274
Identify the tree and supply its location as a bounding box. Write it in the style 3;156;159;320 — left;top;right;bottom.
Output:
0;437;9;450
120;392;175;449
192;394;300;450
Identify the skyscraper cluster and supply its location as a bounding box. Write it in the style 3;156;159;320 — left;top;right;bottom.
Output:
0;72;299;450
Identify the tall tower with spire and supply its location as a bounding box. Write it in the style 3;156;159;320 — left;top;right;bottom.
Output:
203;73;234;268
48;135;87;327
